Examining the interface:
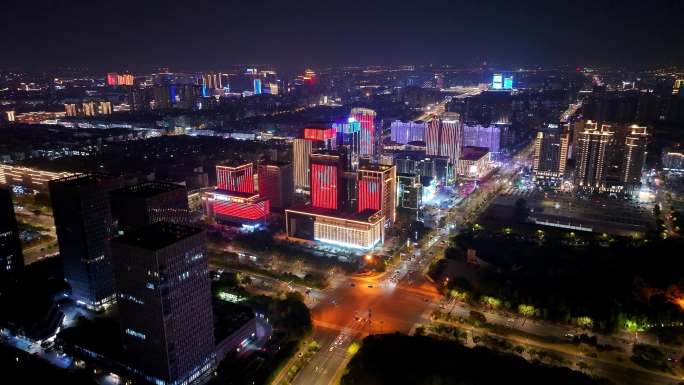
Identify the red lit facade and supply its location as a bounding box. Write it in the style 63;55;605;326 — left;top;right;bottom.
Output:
216;163;254;193
211;192;269;225
258;161;293;210
303;126;336;142
311;163;338;210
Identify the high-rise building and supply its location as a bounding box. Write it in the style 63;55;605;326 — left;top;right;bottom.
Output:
390;120;426;144
293;138;314;192
64;103;78;117
358;164;396;226
426;112;463;164
574;121;613;191
202;73;223;96
303;125;336;148
82;101;96;117
532;123;569;185
333;118;361;170
111;223;215;385
621;125;648;191
0;188;23;294
216;162;254;194
49;174;123;310
99;101;112;115
110;181;190;234
662;148;684;173
310;151;346;210
350;108;377;157
258;161;294;210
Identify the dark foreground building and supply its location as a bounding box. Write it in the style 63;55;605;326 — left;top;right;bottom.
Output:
111;222;215;385
0;188;23;294
110;181;190;234
49;174;123;310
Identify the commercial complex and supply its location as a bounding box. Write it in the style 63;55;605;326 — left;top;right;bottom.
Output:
457;146;491;180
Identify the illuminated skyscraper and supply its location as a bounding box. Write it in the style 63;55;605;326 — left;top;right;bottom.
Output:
310;151;345;210
106;72;118;86
621;125;648;191
99;101;112;115
426;112;463;164
111;223;215;385
333;118;361;170
574;121;613;191
532;123;569;185
258;161;294;210
82;101;96;116
293;138;313;191
358;164;396;226
350;108;377;157
216;162;254;193
202;73;222;96
64;103;78;117
49;174;124;310
303;125;336;147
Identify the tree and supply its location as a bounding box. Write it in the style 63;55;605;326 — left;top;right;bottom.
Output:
512;198;529;223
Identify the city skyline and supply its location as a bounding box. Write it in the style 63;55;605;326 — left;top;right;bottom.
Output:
2;0;684;72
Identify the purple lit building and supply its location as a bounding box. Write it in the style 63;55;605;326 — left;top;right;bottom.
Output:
390;120;426;144
462;123;507;158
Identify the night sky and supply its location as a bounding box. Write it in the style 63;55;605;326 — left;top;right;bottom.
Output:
2;0;683;72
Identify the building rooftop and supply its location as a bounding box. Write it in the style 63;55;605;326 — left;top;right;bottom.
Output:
213;189;261;200
111;181;185;199
460;146;490;161
112;222;203;250
286;204;383;223
50;173;115;187
259;160;291;167
217;159;253;168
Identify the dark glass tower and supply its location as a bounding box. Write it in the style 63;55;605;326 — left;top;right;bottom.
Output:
48;174;123;310
111;222;215;385
110;181;190;234
0;188;23;294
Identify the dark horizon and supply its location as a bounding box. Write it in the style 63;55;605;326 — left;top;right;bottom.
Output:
2;0;684;72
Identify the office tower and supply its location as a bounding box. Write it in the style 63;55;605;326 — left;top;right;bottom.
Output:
574;122;613;191
253;78;262;95
99;101;112;115
0;188;23;293
310;151;346;210
350;108;377;157
621;125;648;190
110;181;190;234
293;139;313;191
111;223;215;385
389;120;426;144
64;103;78;117
216;162;254;193
258;161;294;210
532;123;569;184
358;164;396;226
426;112;463;164
49;174;123;310
333;118;361;170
